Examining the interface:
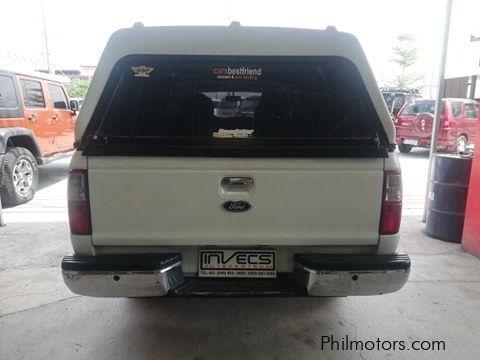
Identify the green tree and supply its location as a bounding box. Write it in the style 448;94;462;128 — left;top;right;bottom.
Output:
66;79;90;98
389;34;423;88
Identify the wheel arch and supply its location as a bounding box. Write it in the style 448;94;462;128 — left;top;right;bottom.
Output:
0;128;43;163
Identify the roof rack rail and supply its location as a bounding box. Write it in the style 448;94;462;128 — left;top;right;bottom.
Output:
380;87;420;94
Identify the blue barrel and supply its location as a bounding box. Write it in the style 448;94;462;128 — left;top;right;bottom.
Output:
426;154;473;243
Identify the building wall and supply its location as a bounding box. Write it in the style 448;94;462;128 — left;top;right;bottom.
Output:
444;76;469;98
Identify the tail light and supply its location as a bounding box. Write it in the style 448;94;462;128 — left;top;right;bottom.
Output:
440;116;451;129
441;119;451;129
379;172;402;235
68;170;92;235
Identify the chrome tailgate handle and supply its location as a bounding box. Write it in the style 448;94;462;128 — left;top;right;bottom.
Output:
221;176;254;189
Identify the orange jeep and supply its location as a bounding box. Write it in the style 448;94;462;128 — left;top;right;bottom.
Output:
0;70;79;206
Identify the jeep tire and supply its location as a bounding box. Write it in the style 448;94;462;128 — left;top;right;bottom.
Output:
1;147;39;206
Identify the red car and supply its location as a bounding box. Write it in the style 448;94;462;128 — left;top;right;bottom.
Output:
395;98;479;153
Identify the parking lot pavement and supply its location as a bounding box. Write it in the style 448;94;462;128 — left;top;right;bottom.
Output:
398;148;430;216
1;157;70;223
1;216;480;360
1;150;480;359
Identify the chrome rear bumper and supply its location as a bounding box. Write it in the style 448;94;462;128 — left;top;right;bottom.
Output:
62;253;410;297
61;254;184;297
293;254;410;296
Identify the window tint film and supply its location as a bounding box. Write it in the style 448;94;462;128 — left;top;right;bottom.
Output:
48;84;68;109
0;75;19;109
85;56;390;157
401;100;444;116
465;103;478;119
383;93;405;109
451;101;462;117
21;80;46;108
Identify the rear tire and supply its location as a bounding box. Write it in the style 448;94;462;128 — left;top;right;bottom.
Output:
398;144;413;153
0;147;39;206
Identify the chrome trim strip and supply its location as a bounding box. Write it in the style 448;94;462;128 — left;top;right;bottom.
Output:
160;261;182;273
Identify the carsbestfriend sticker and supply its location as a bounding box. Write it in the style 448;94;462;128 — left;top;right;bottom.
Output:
213;66;262;80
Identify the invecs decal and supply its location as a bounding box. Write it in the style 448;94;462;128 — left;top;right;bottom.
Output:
200;251;274;269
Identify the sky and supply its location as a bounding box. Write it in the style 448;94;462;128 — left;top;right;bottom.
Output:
1;0;479;94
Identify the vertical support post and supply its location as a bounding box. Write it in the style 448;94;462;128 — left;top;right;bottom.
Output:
423;0;454;222
40;0;51;73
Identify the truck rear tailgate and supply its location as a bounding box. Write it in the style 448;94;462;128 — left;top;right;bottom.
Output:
88;157;383;246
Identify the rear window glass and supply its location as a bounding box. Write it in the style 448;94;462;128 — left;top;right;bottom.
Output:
84;56;389;157
383;93;405;109
0;75;19;109
218;96;241;109
239;96;261;112
465;103;478;119
21;79;46;108
401;100;444;116
451;101;462;117
48;83;69;109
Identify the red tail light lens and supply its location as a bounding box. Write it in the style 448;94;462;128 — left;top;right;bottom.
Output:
437;114;451;129
68;170;92;235
379;172;402;235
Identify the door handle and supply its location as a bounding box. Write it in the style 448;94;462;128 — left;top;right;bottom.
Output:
52;114;59;121
28;113;38;121
221;177;254;189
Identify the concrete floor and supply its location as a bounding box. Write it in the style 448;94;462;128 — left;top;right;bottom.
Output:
1;151;480;359
1;218;480;359
1;158;70;224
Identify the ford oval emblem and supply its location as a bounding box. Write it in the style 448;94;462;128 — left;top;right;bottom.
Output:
223;200;252;212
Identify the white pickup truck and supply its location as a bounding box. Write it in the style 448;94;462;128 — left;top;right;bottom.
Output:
61;23;410;297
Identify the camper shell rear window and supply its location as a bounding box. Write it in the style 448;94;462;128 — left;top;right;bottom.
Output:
82;55;390;157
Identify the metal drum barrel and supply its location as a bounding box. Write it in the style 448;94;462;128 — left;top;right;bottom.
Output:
426;154;473;243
